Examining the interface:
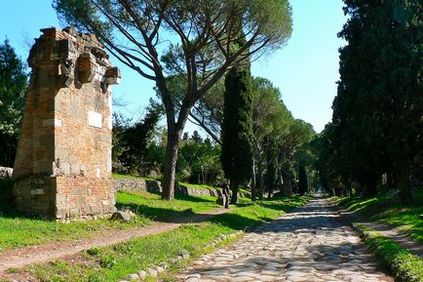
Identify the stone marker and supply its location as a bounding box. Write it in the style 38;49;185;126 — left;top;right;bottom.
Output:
13;27;120;220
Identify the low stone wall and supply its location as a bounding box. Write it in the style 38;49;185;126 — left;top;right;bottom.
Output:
177;184;222;198
112;178;223;198
112;179;161;194
2;170;244;199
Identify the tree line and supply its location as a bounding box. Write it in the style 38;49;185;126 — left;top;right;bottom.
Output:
0;1;324;204
112;75;316;202
315;0;423;204
53;0;318;202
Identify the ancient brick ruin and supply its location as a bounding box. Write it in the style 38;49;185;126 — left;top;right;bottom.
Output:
13;27;120;220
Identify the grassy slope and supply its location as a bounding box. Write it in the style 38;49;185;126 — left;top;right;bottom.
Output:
335;190;423;244
25;194;310;282
0;190;219;251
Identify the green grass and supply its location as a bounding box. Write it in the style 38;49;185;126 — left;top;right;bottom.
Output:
334;190;423;244
25;195;310;282
356;224;423;282
0;191;220;251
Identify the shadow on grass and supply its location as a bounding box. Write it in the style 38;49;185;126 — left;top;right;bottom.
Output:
209;212;264;231
115;201;198;223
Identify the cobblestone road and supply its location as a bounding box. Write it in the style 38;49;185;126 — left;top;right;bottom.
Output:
176;197;393;282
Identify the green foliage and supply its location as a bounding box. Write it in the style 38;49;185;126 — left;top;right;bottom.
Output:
112;100;163;175
0;39;28;166
221;66;253;195
318;0;423;201
178;133;223;185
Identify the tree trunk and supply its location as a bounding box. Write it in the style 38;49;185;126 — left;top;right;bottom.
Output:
251;158;257;201
161;129;182;200
281;171;292;196
257;162;264;200
398;164;413;205
230;181;239;204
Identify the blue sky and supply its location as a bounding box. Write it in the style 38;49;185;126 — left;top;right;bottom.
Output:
0;1;347;133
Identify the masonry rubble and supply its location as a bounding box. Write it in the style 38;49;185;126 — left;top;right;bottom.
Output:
13;27;121;220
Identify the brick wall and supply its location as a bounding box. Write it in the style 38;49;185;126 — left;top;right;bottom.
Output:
13;27;120;220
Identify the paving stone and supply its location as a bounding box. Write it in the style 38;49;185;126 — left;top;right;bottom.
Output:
176;198;394;282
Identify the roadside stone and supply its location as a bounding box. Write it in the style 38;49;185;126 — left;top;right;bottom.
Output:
137;270;147;279
156;266;165;273
126;273;139;281
146;268;157;277
159;262;169;270
111;211;132;222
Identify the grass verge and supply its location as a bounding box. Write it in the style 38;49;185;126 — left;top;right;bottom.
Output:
334;190;423;244
354;224;423;282
23;195;310;282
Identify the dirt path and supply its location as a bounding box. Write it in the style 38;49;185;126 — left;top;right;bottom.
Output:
356;221;423;257
0;208;228;274
338;208;423;258
177;198;393;282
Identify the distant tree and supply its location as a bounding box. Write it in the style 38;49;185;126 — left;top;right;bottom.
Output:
54;0;293;200
113;100;163;174
279;119;315;196
179;137;222;185
111;112;131;172
191;130;203;144
250;77;292;199
0;39;27;166
182;132;189;141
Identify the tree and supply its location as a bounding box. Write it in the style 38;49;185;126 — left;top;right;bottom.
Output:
179;133;222;185
54;0;293;200
221;65;253;204
0;39;27;166
322;0;423;203
380;0;423;204
250;77;291;200
113;100;164;174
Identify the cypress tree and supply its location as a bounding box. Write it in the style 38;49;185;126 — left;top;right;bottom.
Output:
221;65;253;204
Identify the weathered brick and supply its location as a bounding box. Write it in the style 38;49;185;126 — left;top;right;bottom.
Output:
13;27;120;220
